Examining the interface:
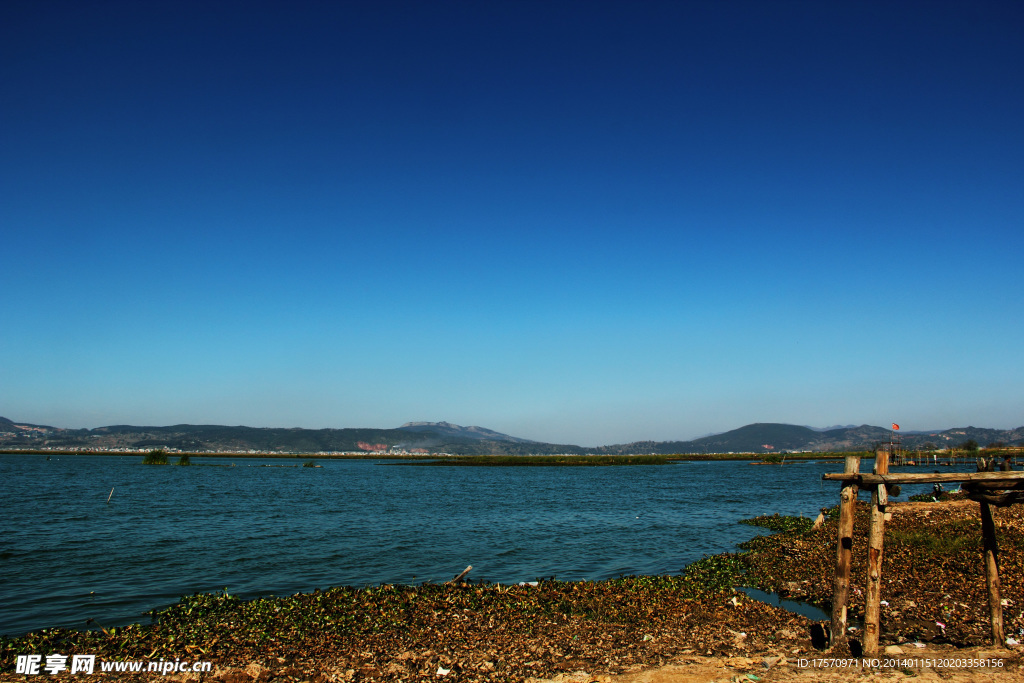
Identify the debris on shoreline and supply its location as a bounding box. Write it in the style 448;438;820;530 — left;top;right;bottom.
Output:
1;565;817;681
740;499;1024;649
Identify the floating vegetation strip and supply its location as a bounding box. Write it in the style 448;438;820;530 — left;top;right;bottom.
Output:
397;454;678;466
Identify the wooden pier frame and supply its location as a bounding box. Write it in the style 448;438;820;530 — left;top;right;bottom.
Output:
823;460;1024;654
829;454;859;646
980;502;1005;644
863;449;889;654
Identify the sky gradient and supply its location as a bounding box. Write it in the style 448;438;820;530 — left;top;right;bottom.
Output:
2;1;1022;446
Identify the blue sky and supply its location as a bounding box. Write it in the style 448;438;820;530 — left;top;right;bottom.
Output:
2;1;1021;446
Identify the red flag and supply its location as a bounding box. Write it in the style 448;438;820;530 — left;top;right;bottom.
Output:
892;423;900;430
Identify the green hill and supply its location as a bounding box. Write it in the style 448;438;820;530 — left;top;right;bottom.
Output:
1;417;1021;455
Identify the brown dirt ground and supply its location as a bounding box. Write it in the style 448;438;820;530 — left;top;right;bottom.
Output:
527;643;1022;682
190;642;1021;683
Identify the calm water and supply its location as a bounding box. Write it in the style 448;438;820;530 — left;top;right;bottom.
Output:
0;454;956;636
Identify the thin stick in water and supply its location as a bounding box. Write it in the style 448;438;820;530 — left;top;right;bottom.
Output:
106;487;114;503
86;618;112;636
448;565;473;583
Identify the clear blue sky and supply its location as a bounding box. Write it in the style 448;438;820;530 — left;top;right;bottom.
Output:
2;1;1021;446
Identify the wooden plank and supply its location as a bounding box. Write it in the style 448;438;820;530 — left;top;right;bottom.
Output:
824;471;1024;485
830;454;860;647
980;502;1006;646
863;449;889;656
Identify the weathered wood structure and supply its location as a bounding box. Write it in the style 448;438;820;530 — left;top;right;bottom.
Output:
823;455;1024;655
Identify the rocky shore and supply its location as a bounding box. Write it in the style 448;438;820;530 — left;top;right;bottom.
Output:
3;499;1022;682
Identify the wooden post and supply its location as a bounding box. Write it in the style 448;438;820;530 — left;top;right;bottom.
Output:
980;502;1006;646
830;454;860;647
863;448;889;656
448;565;473;584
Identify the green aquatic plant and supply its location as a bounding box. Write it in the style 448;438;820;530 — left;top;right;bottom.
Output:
908;490;965;503
889;518;981;555
739;514;813;534
888;529;977;554
177;454;191;466
675;554;748;594
821;504;840;519
142;449;169;465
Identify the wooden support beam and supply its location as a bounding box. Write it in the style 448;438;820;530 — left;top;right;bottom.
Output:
963;481;1024;492
966;491;1024;507
863;449;889;656
824;471;1024;485
830;454;860;647
980;502;1006;647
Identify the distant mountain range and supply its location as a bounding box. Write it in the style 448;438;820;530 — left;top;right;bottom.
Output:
1;416;1021;455
397;421;536;444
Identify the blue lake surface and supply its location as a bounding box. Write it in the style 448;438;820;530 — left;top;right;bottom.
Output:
0;454;969;636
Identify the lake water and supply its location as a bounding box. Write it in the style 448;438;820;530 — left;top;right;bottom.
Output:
0;454;964;637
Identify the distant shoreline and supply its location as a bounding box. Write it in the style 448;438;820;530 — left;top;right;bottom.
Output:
1;449;858;464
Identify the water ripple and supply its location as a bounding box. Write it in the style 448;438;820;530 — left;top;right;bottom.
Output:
1;453;956;636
